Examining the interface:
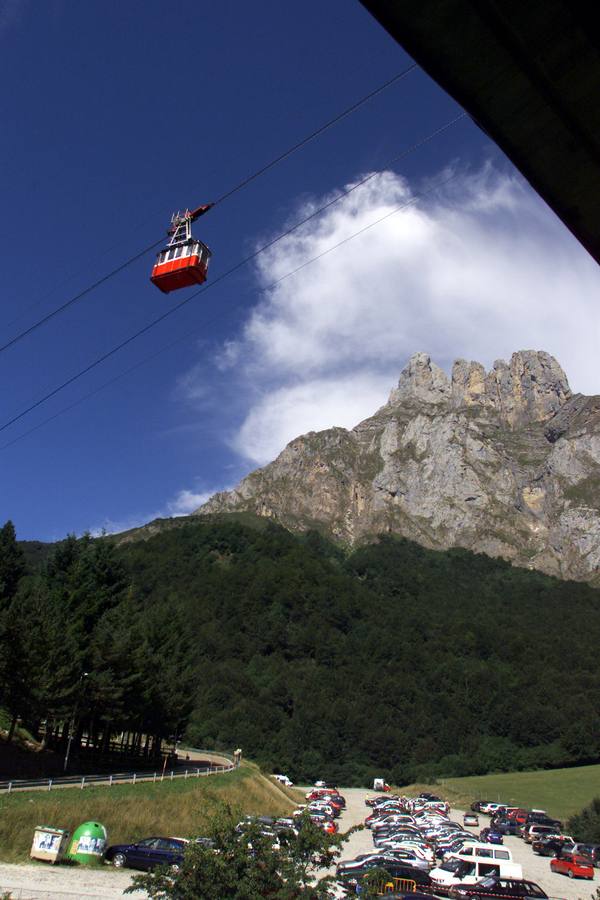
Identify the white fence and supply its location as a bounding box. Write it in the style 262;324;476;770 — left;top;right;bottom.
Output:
0;761;236;794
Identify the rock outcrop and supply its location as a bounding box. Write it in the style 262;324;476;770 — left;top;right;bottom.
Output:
197;351;600;583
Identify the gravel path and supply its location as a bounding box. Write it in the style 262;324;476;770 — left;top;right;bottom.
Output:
0;862;143;899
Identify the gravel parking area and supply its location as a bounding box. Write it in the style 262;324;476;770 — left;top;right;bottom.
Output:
0;862;144;899
464;812;597;900
2;790;596;899
327;790;598;900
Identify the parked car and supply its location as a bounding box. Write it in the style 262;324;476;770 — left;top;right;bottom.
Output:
105;836;187;872
378;841;435;863
450;876;548;899
306;788;339;801
337;859;431;887
464;814;479;827
505;809;529;825
531;836;574;857
572;844;600;866
479;803;505;815
471;801;491;813
525;813;561;829
431;854;522;891
273;773;293;786
366;794;399;807
551;851;595;879
194;836;216;849
522;824;559;844
479;828;503;845
311;816;337;834
492;819;522;836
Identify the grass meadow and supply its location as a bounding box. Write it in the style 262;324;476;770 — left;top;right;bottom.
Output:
0;762;299;863
402;763;600;821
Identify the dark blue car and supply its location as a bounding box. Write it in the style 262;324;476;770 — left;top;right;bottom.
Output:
480;827;504;845
104;836;187;871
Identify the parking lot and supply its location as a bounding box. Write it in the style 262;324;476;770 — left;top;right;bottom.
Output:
1;787;597;898
321;789;598;899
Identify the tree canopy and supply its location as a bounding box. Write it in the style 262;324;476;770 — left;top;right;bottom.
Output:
3;516;600;781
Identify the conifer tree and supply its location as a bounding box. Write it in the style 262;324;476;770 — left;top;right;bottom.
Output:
0;520;25;607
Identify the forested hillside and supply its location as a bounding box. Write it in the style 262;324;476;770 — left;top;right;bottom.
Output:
2;517;600;784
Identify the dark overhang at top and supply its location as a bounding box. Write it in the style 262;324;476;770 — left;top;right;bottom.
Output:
361;1;600;265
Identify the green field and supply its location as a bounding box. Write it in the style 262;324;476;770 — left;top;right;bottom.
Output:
403;764;600;822
0;762;299;863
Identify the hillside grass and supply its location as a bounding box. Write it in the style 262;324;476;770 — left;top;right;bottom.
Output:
0;762;300;863
401;763;600;821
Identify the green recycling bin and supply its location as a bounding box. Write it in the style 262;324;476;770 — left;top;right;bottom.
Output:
67;821;108;864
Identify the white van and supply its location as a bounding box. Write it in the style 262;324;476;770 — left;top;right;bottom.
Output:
430;849;522;889
456;843;514;863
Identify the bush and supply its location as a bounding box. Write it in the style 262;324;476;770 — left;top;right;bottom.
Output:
127;805;352;899
568;797;600;843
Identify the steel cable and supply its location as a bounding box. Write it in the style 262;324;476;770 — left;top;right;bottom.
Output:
0;166;461;446
0;66;418;358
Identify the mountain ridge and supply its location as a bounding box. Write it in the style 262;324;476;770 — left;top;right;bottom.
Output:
197;350;600;583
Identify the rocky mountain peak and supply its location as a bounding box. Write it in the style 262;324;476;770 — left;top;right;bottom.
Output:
389;349;571;427
451;350;571;426
197;350;599;583
388;352;451;405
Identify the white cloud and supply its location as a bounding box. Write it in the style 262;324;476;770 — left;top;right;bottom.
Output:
89;486;224;535
204;164;600;466
166;488;215;516
233;373;392;465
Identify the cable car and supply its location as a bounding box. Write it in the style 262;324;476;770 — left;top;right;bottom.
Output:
150;203;213;294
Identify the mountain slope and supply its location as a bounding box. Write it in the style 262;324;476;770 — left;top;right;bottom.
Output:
114;519;600;784
198;350;600;583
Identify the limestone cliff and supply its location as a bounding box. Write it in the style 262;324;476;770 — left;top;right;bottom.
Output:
197;351;600;583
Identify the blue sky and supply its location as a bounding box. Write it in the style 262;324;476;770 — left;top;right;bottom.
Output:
1;0;599;541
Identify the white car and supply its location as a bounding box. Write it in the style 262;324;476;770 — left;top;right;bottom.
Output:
378;841;434;863
308;802;335;815
479;802;504;814
273;774;293;786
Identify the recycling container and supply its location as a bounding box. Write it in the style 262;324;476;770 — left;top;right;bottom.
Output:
67;821;108;864
30;826;69;863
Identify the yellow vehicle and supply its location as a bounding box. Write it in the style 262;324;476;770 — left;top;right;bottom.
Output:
378;876;417;894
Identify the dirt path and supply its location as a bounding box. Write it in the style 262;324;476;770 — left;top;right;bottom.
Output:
0;862;143;899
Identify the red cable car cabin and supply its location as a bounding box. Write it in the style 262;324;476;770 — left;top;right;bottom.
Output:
151;203;213;294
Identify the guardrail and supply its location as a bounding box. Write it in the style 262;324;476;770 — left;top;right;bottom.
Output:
0;761;235;794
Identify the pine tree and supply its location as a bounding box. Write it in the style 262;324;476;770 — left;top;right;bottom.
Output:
0;520;25;608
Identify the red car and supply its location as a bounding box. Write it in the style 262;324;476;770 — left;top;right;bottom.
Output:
551;852;594;879
311;816;337;834
306;789;339;801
